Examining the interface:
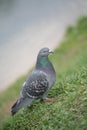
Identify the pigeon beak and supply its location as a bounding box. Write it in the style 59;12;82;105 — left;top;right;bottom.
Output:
49;50;53;54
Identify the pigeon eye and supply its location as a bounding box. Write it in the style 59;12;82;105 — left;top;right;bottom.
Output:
43;50;49;53
43;51;47;53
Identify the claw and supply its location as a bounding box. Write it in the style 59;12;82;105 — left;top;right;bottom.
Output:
43;98;54;102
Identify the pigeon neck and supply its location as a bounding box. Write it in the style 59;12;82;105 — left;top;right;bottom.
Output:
36;55;50;69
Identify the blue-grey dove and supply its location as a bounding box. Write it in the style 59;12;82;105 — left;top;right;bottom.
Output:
11;47;56;115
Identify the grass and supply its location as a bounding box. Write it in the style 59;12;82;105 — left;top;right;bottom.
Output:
0;16;87;130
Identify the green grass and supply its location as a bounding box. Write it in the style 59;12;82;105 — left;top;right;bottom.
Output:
0;16;87;130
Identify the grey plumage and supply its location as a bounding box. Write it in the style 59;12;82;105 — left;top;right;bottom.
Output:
11;47;56;115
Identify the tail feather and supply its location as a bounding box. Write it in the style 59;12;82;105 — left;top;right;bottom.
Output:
11;98;34;115
11;100;18;115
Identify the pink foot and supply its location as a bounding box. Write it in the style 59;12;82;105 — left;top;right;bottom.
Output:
43;98;54;102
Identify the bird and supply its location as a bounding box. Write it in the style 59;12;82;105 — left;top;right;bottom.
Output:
11;47;56;115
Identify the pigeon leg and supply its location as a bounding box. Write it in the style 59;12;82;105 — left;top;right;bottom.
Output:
41;90;54;102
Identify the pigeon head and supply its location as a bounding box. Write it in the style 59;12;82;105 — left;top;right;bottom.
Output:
38;47;53;57
36;47;53;69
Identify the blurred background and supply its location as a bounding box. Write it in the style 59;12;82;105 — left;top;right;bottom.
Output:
0;0;87;92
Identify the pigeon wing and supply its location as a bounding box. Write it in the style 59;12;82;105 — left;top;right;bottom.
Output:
22;71;49;99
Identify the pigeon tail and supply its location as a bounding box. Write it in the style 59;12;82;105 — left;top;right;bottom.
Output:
11;100;18;115
11;98;33;116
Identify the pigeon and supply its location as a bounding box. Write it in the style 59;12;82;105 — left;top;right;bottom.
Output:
11;47;56;115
